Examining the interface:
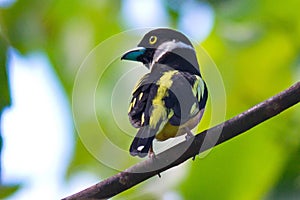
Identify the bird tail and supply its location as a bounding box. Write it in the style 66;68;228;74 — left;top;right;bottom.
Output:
130;127;155;158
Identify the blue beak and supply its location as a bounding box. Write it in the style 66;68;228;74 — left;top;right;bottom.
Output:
121;47;146;61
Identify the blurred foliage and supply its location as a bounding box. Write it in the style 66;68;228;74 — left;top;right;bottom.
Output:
0;184;20;199
0;8;12;196
0;0;300;199
0;33;10;112
179;1;300;200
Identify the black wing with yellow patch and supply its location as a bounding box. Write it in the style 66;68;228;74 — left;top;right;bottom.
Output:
128;72;160;157
165;71;207;126
128;69;207;157
128;73;158;128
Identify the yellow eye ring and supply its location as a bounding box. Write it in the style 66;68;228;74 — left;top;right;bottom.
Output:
149;36;157;45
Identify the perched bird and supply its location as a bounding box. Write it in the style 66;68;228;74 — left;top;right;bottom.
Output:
121;28;208;158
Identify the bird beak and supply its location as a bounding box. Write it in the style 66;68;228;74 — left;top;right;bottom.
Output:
121;47;146;62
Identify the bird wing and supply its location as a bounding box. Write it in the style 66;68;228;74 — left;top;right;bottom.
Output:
128;70;207;157
165;72;207;126
128;70;177;157
128;73;155;128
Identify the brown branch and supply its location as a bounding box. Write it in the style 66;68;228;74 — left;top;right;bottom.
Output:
63;82;300;200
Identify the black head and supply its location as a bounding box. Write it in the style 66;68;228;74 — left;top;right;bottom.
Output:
122;28;200;75
137;28;193;50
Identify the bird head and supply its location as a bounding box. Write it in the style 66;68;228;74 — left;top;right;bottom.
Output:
121;28;200;75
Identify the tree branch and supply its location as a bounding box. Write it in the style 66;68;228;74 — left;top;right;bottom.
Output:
63;82;300;200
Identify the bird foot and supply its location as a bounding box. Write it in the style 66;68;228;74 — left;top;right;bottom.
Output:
185;128;194;141
184;128;196;160
192;155;196;161
157;173;161;178
148;147;161;177
148;146;156;159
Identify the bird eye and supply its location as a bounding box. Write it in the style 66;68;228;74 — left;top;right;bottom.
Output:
149;36;157;45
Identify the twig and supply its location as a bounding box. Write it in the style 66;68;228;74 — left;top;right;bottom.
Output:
63;82;300;200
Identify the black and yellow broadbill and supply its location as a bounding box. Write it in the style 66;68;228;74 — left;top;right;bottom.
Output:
121;28;208;158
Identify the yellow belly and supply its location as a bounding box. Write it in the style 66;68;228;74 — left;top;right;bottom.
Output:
155;110;203;141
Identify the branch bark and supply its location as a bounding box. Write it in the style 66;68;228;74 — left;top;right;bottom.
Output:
63;82;300;200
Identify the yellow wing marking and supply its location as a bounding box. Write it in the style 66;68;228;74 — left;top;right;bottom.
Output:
149;70;178;129
132;97;137;107
192;76;205;101
128;102;133;113
190;102;198;115
141;113;145;125
138;92;143;100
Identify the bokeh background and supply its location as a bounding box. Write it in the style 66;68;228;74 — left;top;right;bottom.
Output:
0;0;300;199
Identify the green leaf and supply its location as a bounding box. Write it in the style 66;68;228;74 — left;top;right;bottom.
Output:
0;33;11;113
0;184;21;199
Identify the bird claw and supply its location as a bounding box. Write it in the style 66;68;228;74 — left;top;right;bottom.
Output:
157;173;161;178
185;127;194;141
149;152;156;159
149;147;160;177
184;128;196;160
148;145;156;159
